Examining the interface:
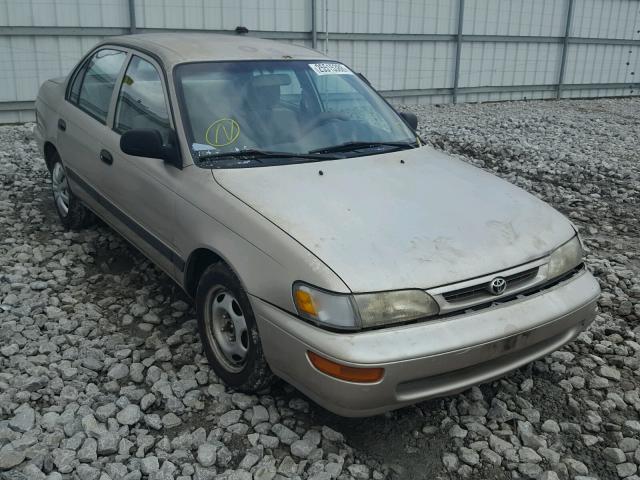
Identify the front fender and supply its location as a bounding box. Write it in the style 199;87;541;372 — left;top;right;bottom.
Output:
174;167;350;312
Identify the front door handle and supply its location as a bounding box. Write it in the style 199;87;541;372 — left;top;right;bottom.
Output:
58;119;66;131
99;149;113;165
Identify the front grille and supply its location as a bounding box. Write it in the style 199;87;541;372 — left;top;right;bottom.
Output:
437;264;585;319
360;264;585;332
443;266;539;303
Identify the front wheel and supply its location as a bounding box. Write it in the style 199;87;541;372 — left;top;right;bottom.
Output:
196;263;274;392
50;154;93;230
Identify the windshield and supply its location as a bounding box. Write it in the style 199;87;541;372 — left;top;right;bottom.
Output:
174;60;416;166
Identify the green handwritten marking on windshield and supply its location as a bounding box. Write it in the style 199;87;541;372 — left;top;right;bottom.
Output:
205;118;240;147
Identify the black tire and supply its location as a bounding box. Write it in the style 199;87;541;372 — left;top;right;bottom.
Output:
50;153;93;230
196;263;274;392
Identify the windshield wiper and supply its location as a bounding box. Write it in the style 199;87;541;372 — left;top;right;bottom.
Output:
197;149;336;162
309;141;416;155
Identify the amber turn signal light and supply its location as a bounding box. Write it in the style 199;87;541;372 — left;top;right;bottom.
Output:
294;289;318;318
307;351;384;383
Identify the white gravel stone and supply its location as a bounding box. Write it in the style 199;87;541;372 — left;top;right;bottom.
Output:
253;465;277;480
275;455;297;476
0;449;26;471
566;458;589;475
251;405;270;426
291;438;315;458
321;426;344;442
9;404;36;433
458;447;480;466
449;424;468;439
539;472;560;480
604;447;627;464
116;405;142;426
219;409;242;428
617;463;638;478
347;464;370;479
197;443;217;467
600;365;622;381
272;423;300;445
78;438;98;463
108;363;129;380
162;413;182;429
141;456;159;475
97;432;120;455
481;448;502;466
541;419;561;433
625;421;640;433
620;438;640;453
518;447;542;463
95;403;117;422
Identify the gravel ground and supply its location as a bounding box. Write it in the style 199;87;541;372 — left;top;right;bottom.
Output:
0;97;639;480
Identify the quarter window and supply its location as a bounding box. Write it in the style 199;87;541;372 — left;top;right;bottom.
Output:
115;56;170;140
68;58;89;104
76;49;127;123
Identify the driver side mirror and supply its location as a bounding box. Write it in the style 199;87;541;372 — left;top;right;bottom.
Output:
399;112;418;131
120;129;182;169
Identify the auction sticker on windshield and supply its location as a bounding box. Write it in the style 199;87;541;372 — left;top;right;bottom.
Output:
309;63;352;75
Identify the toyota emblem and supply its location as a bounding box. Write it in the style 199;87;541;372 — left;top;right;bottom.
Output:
488;277;507;296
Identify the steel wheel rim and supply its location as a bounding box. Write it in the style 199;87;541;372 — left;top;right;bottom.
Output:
204;287;249;373
52;162;70;217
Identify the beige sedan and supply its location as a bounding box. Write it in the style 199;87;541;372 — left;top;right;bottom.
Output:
34;33;600;416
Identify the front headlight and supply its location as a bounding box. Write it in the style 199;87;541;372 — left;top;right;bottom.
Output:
292;283;357;329
293;283;439;330
352;290;439;328
547;235;584;279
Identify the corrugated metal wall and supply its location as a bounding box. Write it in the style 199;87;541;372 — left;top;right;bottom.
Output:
1;0;639;122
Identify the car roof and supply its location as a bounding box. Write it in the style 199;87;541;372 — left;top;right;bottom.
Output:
99;33;328;68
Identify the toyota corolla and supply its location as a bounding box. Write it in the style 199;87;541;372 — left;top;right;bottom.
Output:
34;33;600;416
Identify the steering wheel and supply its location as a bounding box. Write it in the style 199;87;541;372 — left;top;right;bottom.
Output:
300;112;350;136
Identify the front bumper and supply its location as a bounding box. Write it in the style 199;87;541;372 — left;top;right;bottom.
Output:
252;270;600;417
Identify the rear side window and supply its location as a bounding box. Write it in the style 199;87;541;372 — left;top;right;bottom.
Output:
68;58;89;104
75;49;127;123
114;56;170;140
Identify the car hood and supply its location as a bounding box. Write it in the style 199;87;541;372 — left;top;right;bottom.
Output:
213;146;575;292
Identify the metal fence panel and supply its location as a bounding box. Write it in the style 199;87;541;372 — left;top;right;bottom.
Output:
571;0;640;39
328;39;455;91
459;41;563;88
463;0;568;37
135;0;310;31
327;0;458;34
0;0;130;27
458;89;558;103
565;43;639;85
0;34;104;115
0;0;638;120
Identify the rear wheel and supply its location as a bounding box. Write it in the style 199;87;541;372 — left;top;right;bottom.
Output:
50;153;93;230
196;263;274;392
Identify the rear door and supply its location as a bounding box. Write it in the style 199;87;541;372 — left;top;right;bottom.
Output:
100;52;182;277
57;48;128;210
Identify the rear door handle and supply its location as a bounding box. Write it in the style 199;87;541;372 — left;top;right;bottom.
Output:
57;119;66;131
99;149;113;165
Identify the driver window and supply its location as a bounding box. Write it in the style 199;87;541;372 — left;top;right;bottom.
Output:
115;56;170;141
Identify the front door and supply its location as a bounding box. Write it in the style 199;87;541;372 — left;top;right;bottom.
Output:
100;53;183;278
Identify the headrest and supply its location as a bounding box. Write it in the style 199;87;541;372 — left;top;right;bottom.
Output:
249;74;292;88
246;74;291;110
